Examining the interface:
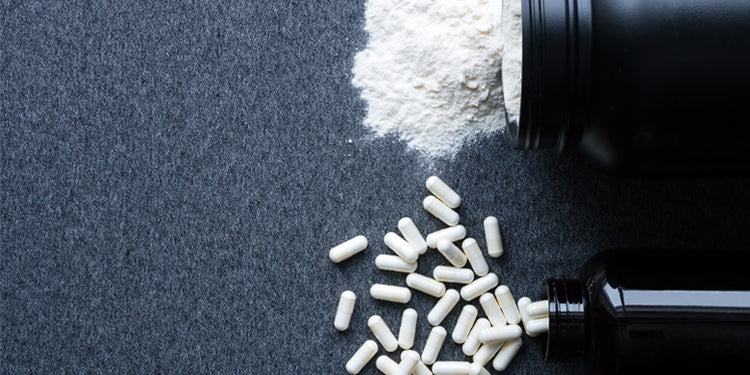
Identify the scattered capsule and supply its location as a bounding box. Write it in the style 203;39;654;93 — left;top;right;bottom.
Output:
398;217;428;254
468;363;491;375
400;351;432;375
423;195;460;226
334;290;356;331
368;315;399;352
437;240;467;268
517;297;532;328
525;317;549;337
452;305;478;344
432;361;471;375
398;308;418;349
462;238;489;276
406;273;447;298
426;225;467;248
376;355;398;375
428;289;460;326
462;318;490;356
494;285;521;324
479;293;507;327
492;338;522;371
526;300;549;320
370;284;412;304
394;350;421;375
483;217;504;258
426;176;462;209
422;326;447;365
479;325;523;344
346;340;378;374
433;265;475;284
460;273;499;301
375;254;418;273
384;232;419;263
330;235;368;263
473;340;504;366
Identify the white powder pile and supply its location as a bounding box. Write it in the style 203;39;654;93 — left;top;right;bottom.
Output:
352;0;506;158
501;0;523;125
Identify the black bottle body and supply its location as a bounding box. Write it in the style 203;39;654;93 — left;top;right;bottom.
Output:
543;249;750;374
509;0;750;174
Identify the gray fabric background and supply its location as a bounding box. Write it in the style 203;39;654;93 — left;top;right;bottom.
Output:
3;1;750;374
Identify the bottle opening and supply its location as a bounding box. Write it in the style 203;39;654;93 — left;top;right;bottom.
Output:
543;278;587;359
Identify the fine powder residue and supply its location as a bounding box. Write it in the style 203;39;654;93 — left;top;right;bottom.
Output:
501;0;523;125
352;0;506;158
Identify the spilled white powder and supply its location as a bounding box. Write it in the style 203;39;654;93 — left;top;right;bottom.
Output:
501;0;523;125
352;0;506;158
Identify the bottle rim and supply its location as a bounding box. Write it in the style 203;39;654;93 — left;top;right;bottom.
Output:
542;278;587;359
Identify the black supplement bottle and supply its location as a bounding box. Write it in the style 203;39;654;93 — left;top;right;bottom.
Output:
506;0;750;174
540;248;750;374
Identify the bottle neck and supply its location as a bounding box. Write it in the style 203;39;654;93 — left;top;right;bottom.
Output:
509;0;592;151
543;278;587;359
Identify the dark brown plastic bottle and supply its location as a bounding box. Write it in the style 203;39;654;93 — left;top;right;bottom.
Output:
540;248;750;374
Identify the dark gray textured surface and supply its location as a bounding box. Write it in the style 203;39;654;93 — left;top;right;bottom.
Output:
3;1;750;374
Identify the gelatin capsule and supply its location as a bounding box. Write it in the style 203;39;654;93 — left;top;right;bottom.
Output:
398;308;418;349
421;326;447;365
433;265;475;284
462;318;490;356
452;305;478;344
375;254;417;273
426;225;467;248
370;284;412;304
426;176;462;208
346;340;378;374
479;325;523;344
479;293;507;327
494;285;521;324
334;290;356;331
406;273;447;298
423;195;460;226
384;232;419;263
483;217;503;258
428;289;460;326
492;338;522;371
368;315;399;352
330;235;368;263
398;217;428;254
462;238;489;276
437;240;467;268
460;273;499;301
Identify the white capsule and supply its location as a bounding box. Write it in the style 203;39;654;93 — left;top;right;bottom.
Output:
478;293;507;327
468;363;491;375
376;355;398;375
400;351;432;375
462;318;490;356
479;325;523;344
433;265;475;284
483;217;503;258
421;326;447;365
330;235;368;263
370;284;412;304
526;300;549;320
492;338;522;371
437;240;467;268
452;305;478;344
406;273;447;298
525;317;549;337
427;289;460;326
494;285;521;324
368;315;399;352
346;340;379;374
375;254;418;273
394;350;421;375
384;232;419;263
426;176;462;209
423;195;460;226
426;225;467;248
460;273;499;301
461;238;489;276
334;290;356;331
398;308;418;349
473;340;504;366
432;361;471;375
517;297;532;328
398;217;428;254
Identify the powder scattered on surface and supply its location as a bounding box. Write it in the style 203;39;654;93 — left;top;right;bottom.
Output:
501;0;523;125
352;0;506;158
